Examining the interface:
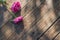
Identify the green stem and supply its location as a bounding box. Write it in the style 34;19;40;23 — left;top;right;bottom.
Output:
3;2;17;18
10;12;16;18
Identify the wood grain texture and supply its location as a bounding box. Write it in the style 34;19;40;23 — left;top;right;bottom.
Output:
54;34;60;40
39;19;60;40
0;0;60;40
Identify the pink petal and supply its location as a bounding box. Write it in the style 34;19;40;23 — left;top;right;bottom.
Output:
11;2;21;13
13;16;23;24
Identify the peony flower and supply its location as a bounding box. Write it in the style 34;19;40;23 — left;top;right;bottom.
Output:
11;2;21;13
13;16;23;24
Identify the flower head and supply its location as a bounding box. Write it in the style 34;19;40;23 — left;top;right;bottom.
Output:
11;2;21;13
13;16;23;24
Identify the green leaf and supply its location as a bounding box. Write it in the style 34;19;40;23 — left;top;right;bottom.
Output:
0;0;6;3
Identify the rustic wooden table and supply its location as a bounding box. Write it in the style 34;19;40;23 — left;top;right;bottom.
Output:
0;0;60;40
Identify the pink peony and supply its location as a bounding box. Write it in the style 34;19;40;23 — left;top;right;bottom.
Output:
11;2;21;13
13;16;23;24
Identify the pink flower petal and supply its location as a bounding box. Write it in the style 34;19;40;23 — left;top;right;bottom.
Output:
13;16;23;24
11;2;21;13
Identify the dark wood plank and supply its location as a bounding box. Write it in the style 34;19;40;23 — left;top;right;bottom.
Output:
18;1;60;40
22;0;60;32
22;0;50;31
52;32;60;40
39;18;60;40
54;33;60;40
25;10;60;40
1;22;20;40
21;0;35;17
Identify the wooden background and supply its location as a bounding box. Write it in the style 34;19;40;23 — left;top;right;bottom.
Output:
0;0;60;40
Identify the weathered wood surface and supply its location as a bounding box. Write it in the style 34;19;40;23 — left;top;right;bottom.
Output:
0;0;60;40
54;33;60;40
39;18;60;40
